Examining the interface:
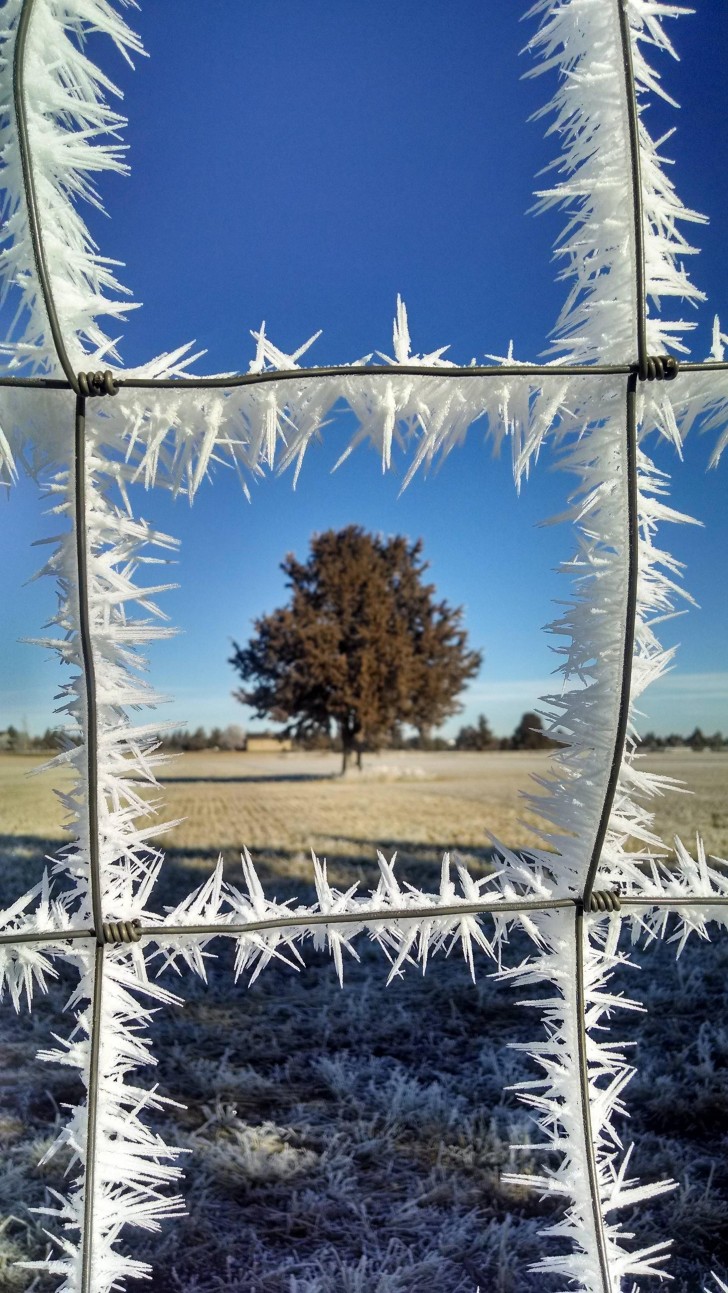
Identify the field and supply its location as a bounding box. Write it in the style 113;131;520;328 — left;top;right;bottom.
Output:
0;750;727;1290
2;747;728;880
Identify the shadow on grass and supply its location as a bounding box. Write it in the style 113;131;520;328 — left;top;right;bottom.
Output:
0;833;68;899
0;832;500;915
157;772;337;785
1;834;728;1289
153;841;502;915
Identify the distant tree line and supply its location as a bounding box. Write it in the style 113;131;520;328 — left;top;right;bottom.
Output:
0;725;64;752
3;719;725;756
160;724;247;752
154;717;728;755
453;712;563;751
452;718;728;753
638;728;727;752
157;713;561;753
0;724;250;753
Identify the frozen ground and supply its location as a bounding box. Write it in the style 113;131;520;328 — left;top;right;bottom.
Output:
0;844;727;1290
0;753;727;1289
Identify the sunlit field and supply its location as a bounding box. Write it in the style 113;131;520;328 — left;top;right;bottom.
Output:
2;748;727;872
1;750;727;1290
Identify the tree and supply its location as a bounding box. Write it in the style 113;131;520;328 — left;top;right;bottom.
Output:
186;726;209;752
229;526;482;773
455;714;495;751
510;711;554;751
218;724;246;751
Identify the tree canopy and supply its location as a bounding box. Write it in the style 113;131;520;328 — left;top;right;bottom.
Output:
229;526;482;771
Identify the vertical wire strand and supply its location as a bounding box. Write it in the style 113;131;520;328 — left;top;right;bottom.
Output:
572;8;647;1287
583;0;645;909
74;393;105;1293
582;373;639;910
81;941;105;1293
617;0;648;379
574;905;613;1290
14;10;106;1285
74;380;105;1293
12;0;79;390
582;0;645;903
74;395;104;939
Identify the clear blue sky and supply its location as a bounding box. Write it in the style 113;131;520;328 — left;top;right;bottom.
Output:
1;1;727;739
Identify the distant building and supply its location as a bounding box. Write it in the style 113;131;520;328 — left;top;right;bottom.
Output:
245;734;293;754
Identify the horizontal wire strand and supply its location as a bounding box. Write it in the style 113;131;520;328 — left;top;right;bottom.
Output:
1;358;728;393
3;892;728;949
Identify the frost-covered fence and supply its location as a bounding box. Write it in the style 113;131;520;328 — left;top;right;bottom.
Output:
1;1;728;1290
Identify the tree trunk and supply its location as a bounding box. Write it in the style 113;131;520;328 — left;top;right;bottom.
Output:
340;722;364;774
340;723;351;774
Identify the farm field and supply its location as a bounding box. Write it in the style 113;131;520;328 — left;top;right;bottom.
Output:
0;749;727;1290
1;748;727;882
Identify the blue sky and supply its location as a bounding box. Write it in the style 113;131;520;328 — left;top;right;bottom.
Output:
1;0;727;740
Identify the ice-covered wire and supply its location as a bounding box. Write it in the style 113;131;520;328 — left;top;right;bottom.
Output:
12;0;76;388
2;0;728;1290
5;888;728;957
12;5;113;1284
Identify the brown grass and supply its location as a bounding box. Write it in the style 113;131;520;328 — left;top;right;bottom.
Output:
1;749;726;886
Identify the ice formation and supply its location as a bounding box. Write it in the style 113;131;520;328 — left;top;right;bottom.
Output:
0;0;727;1290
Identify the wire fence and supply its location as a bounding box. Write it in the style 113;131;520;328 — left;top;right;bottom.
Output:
2;1;728;1291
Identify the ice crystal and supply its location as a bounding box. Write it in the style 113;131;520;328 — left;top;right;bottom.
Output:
0;0;726;1291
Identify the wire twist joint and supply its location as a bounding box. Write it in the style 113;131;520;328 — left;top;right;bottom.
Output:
98;919;142;945
586;890;623;914
77;370;118;398
638;355;679;382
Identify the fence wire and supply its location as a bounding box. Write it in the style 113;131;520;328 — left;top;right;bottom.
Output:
2;0;727;1290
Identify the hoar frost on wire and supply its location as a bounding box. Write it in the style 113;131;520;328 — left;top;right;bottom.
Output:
0;0;728;1291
